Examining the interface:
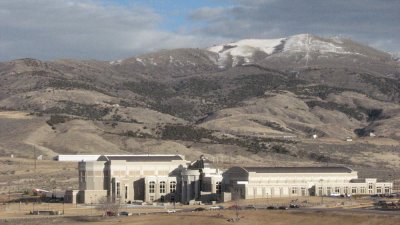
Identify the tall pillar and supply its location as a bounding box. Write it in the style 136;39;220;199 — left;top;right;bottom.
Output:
181;169;200;203
211;180;216;194
186;179;192;202
194;178;199;199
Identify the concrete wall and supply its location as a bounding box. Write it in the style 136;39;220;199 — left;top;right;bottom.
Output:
64;190;80;204
315;180;393;196
82;190;108;204
107;159;187;203
144;176;178;203
79;161;107;191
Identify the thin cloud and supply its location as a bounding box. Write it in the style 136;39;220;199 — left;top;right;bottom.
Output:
189;0;400;52
0;0;218;61
1;0;398;61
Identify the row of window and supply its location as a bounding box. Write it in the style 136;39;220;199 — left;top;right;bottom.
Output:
249;186;391;196
114;181;177;199
216;182;222;194
149;181;176;194
149;181;222;194
318;186;390;194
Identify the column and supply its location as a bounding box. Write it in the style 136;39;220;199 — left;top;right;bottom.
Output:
194;176;199;199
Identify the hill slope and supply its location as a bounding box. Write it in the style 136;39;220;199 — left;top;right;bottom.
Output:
0;34;399;178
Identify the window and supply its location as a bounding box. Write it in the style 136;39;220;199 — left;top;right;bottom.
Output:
368;183;373;194
344;187;349;194
117;182;120;197
125;186;128;199
112;181;115;196
301;187;306;196
291;187;298;195
360;187;366;194
149;181;155;193
352;187;357;194
80;171;86;182
327;187;331;195
170;181;176;193
377;187;382;193
160;181;166;194
334;187;340;193
385;187;390;194
216;181;222;194
318;187;323;196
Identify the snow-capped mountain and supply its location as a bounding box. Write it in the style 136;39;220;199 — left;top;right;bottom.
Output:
208;34;390;68
105;34;395;74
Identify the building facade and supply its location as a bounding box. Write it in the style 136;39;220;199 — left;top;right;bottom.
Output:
223;167;392;199
69;154;393;204
74;155;189;204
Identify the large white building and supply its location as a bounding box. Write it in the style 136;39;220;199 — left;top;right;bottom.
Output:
65;154;392;204
223;167;392;199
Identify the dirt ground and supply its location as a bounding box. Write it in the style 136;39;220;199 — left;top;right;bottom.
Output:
84;210;400;225
1;209;400;225
0;196;375;218
1;195;399;225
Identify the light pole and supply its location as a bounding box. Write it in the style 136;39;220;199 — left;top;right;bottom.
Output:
90;196;93;216
8;181;10;202
253;189;256;206
320;179;324;205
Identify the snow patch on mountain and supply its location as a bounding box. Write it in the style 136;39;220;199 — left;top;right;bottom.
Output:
109;59;123;65
208;34;365;67
136;58;146;66
390;52;400;61
284;34;349;54
208;38;284;67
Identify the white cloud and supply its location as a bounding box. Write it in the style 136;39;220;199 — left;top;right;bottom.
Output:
2;0;398;61
189;7;228;21
189;0;400;52
0;0;220;61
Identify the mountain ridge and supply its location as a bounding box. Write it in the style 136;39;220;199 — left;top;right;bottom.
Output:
0;34;399;175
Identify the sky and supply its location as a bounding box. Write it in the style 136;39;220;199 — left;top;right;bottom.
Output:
0;0;399;61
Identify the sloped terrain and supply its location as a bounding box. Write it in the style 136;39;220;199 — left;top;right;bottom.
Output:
0;34;399;182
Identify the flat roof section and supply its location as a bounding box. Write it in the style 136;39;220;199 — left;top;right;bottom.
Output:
100;155;185;162
244;166;353;173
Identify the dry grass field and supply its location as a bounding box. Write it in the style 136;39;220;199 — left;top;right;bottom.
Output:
1;209;400;225
86;210;400;225
0;157;77;195
1;196;399;225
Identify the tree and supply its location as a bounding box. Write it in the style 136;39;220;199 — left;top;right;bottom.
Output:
231;190;242;221
96;197;120;216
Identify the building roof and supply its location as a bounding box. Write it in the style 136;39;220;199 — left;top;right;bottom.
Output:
53;155;101;161
98;155;185;162
243;166;353;173
350;178;366;183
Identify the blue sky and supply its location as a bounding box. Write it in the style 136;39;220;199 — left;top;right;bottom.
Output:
0;0;399;61
112;0;232;31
